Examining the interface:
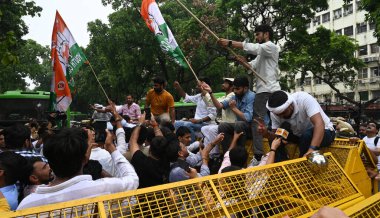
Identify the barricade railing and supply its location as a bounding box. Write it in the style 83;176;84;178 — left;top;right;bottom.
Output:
0;153;364;218
344;192;380;217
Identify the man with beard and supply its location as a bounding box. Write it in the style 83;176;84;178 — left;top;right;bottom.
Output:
146;77;175;124
203;76;255;154
218;24;281;161
258;90;335;160
22;157;54;198
173;77;217;142
118;95;141;123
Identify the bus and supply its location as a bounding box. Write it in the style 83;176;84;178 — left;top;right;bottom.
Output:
0;90;50;127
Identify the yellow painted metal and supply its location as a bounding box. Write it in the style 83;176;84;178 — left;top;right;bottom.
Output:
0;153;364;218
344;192;380;217
322;139;378;197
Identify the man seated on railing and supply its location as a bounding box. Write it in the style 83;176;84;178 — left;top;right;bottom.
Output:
17;125;139;209
173;77;217;143
257;90;335;161
202;76;255;157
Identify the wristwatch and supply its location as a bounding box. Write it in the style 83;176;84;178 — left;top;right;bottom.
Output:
228;40;233;47
309;145;320;150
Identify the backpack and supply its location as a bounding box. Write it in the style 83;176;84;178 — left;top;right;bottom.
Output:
375;136;380;147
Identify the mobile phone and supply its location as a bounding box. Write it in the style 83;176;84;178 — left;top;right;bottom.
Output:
178;159;191;173
145;108;151;120
92;121;107;143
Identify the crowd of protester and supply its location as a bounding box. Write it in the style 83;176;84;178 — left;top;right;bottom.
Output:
0;25;376;218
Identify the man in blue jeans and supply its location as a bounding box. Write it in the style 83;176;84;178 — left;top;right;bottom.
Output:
257;90;335;161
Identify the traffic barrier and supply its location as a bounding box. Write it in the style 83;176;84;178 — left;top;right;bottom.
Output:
344;192;380;217
1;153;364;218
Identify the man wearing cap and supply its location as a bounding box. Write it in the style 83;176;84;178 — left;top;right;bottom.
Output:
200;78;235;171
258;91;335;160
217;24;281;160
173;77;217;142
202;76;255;154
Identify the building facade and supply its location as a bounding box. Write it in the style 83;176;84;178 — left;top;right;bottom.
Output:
293;0;380;108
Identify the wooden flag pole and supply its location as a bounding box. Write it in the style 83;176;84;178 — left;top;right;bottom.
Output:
174;0;267;84
183;56;200;82
87;61;110;100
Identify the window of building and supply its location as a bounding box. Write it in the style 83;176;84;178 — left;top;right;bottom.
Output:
335;29;342;35
322;12;330;23
347;92;355;102
369;21;376;30
359;91;369;101
333;8;342;20
371;67;380;77
314;77;322;85
313;16;321;26
370;43;379;54
356;22;367;34
356;0;362;11
344;26;353;36
359;45;368;56
358;68;368;79
304;77;312;86
343;4;353;16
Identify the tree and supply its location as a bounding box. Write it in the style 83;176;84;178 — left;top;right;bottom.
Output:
282;27;365;104
0;39;50;92
357;0;380;43
0;0;42;66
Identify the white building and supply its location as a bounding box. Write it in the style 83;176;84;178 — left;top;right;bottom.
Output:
293;0;380;105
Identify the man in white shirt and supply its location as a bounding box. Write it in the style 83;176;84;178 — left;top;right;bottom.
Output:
173;77;217;142
258;90;335;161
362;121;380;170
18;117;139;210
218;24;281;160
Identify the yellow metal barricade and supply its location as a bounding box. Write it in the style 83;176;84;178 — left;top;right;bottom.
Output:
344;192;380;217
0;153;364;218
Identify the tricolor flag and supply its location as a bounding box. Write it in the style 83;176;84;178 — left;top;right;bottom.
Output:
141;0;188;68
50;11;87;112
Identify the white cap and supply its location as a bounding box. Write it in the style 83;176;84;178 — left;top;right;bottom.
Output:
224;78;234;82
94;104;103;109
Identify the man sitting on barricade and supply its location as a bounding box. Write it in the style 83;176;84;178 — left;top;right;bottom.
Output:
258;90;335;161
202;76;255;155
173;77;217;143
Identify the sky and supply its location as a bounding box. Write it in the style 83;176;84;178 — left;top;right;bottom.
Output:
23;0;115;47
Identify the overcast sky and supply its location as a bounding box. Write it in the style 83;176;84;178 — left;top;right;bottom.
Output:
23;0;115;47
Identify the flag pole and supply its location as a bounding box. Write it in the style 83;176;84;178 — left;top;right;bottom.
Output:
86;61;110;100
183;56;199;82
174;0;267;84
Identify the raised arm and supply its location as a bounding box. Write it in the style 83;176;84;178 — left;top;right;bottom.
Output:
173;81;186;98
129;113;146;156
201;83;223;109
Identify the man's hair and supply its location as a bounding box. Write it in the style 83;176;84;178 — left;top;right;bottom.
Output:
229;146;248;168
22;157;44;185
199;77;211;86
165;140;180;162
0;151;28;185
126;94;134;99
368;121;380;130
43;128;88;178
83;160;103;180
160;121;175;132
153;77;166;85
176;126;191;138
267;91;288;108
233;76;249;88
150;136;168;159
4;123;31;149
255;24;274;41
221;165;242;173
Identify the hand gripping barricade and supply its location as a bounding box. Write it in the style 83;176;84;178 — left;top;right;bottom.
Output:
1;153;365;218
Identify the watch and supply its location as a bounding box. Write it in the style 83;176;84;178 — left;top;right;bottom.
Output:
309;145;320;150
228;40;233;47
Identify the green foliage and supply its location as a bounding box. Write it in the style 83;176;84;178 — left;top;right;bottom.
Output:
357;0;380;44
0;0;42;67
281;27;365;105
0;39;50;92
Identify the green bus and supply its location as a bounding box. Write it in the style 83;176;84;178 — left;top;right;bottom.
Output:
0;90;87;127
